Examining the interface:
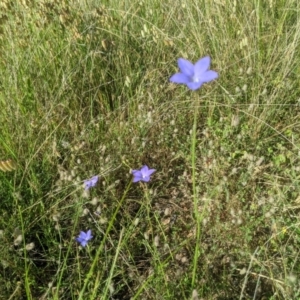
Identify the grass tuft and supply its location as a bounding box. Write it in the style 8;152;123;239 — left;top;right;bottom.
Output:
1;0;300;299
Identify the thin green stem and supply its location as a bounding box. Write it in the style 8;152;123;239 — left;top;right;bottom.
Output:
18;206;32;300
78;180;132;300
191;106;201;287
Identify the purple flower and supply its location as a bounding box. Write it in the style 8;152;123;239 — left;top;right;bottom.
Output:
170;56;218;90
132;165;156;183
76;230;93;247
83;175;98;190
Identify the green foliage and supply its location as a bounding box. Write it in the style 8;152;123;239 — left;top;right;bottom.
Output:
1;0;300;299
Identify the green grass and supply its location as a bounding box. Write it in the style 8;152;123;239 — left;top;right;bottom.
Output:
1;0;300;299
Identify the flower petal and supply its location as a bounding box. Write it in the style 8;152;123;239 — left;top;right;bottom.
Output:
132;171;143;182
79;231;86;238
198;70;218;83
194;56;211;77
84;176;98;190
86;230;92;239
91;176;98;185
140;165;149;172
146;169;156;176
170;73;190;84
81;240;87;247
186;81;203;90
178;58;194;77
133;176;142;183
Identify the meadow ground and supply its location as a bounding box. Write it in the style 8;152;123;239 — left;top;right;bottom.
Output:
1;0;300;299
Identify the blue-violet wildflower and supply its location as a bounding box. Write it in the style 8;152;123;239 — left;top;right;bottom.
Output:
76;230;93;247
170;56;218;90
83;175;98;190
132;165;156;183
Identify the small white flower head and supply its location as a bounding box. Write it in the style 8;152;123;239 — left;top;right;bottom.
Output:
14;235;23;246
25;242;35;251
144;232;149;240
81;208;89;217
231;115;240;127
90;197;99;206
242;84;248;92
192;289;199;300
